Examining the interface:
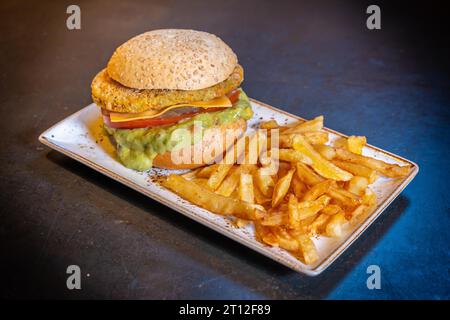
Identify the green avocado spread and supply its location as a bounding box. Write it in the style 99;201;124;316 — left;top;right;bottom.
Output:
104;88;253;171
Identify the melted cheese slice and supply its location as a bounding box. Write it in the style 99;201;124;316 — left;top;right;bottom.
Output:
110;96;232;123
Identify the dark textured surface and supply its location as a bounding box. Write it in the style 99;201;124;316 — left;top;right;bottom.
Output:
0;0;449;299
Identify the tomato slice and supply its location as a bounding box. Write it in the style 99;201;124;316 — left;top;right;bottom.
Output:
103;107;227;129
104;90;240;129
227;89;240;104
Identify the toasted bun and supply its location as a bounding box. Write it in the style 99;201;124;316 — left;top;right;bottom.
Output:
107;29;238;91
153;119;246;169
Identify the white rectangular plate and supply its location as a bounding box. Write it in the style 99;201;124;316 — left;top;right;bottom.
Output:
39;99;418;276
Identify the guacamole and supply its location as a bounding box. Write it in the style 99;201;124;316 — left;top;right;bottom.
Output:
104;89;253;171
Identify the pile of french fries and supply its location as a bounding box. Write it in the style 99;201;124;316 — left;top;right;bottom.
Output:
162;116;411;265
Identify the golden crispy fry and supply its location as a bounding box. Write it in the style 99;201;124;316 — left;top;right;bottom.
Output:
279;132;328;148
197;165;217;178
325;211;347;237
313;144;336;160
349;204;371;224
260;210;288;226
254;168;275;197
255;223;279;246
309;213;330;236
327;187;361;209
293;135;353;181
181;168;201;180
296;234;319;265
288;194;300;229
272;228;300;251
277;148;312;165
191;178;209;188
346;176;369;196
332;160;379;183
260;119;280;130
291;175;307;198
295;162;324;185
254;185;272;205
298;195;331;220
234;218;250;228
282;116;324;135
321;204;344;216
302;131;329;145
215;166;240;196
333;137;347;149
277;161;292;179
347;136;366;154
335;147;411;178
303;180;335;201
207;163;233;190
163;174;265;220
239;173;255;203
362;188;377;207
272;168;295;207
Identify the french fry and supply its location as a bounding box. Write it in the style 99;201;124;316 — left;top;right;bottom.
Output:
335;147;411;178
327;187;361;209
309;213;330;236
325;211;347;237
260;119;280;130
272;227;300;251
239;173;255;203
295;162;324;185
260;210;288;226
313;144;336;160
332;160;378;183
288;194;300;229
291;174;307;198
254;185;272;205
303;180;335;201
347;136;366;154
191;178;209;188
181;168;201;180
346;176;369;196
298;195;331;220
163;174;265;221
207;163;233;190
333;137;347;149
196;165;217;178
277;161;292;179
216;166;243;196
234;218;250;228
302;131;329;145
255;223;279;246
293;135;353;181
254;168;275;197
321;204;344;216
296;234;319;265
272;168;295;207
362;188;377;207
280;131;329;147
349;204;371;224
277;148;312;165
282;116;324;135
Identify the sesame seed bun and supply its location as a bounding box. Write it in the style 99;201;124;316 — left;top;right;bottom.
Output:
106;29;238;91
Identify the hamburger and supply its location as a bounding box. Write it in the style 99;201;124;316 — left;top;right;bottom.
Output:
91;29;253;171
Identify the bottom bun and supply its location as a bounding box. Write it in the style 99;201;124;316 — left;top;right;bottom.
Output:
153;118;247;169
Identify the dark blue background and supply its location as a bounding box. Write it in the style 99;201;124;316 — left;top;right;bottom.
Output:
0;0;449;299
